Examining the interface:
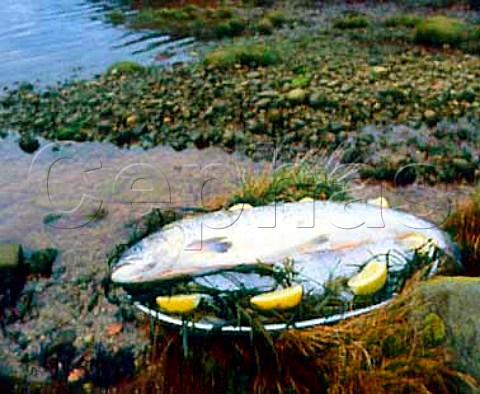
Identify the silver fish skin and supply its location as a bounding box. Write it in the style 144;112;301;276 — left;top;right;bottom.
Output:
111;200;454;287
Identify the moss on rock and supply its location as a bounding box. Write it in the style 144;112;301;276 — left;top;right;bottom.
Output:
204;43;280;68
25;248;58;276
0;244;23;291
107;61;145;76
422;312;446;347
415;16;470;47
414;277;480;380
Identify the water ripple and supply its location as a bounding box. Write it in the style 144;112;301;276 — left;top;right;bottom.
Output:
0;0;188;85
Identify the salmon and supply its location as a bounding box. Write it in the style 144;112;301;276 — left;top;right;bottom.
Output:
111;200;456;292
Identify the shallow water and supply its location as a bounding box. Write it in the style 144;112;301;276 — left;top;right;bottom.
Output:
0;135;256;380
0;135;252;252
0;0;192;85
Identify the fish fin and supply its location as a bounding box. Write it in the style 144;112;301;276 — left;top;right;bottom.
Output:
186;237;232;253
298;235;330;254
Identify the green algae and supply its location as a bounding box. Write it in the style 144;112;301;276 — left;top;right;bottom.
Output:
415;277;480;380
106;61;146;75
423;312;446;347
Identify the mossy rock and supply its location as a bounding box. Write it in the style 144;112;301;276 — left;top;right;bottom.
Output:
25;248;58;276
414;277;480;380
422;312;446;347
214;18;246;39
333;15;370;30
204;44;280;69
265;10;286;28
18;134;40;154
286;88;307;104
107;10;125;25
0;243;22;271
415;16;469;48
256;18;274;35
0;244;24;292
107;61;145;76
384;14;421;28
56;128;87;142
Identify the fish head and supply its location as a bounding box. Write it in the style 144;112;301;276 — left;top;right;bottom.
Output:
112;224;188;283
111;255;163;284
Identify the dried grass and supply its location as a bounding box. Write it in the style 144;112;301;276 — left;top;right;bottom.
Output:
444;188;480;276
117;273;476;393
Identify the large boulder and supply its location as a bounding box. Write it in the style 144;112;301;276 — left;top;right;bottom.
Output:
413;277;480;382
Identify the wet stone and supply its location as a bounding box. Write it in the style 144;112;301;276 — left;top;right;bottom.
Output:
25;248;58;276
0;244;24;293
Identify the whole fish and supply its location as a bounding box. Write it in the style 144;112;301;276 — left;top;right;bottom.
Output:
111;200;456;293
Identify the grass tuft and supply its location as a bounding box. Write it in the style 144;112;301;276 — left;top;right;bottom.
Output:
226;154;356;207
444;187;480;276
384;14;421;28
204;43;281;68
265;10;287;28
333;15;371;29
255;18;274;35
107;61;146;75
415;16;469;47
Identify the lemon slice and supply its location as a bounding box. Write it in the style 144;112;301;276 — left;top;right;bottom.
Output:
402;233;437;255
348;261;387;296
229;203;253;212
250;285;303;310
156;294;202;314
367;197;390;208
299;197;314;203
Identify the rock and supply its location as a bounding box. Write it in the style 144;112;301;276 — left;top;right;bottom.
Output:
106;322;123;336
286;88;307;104
246;71;261;79
45;329;77;357
98;120;112;133
90;343;135;387
41;328;77;376
25;248;58;276
424;109;438;126
413;277;480;381
371;66;388;74
309;92;329;109
68;367;86;384
83;334;94;346
126;115;137;127
255;98;272;109
257;90;279;99
0;244;24;293
18;134;40;154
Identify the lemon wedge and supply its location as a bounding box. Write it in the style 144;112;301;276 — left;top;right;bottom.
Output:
156;294;201;314
348;261;387;296
299;197;314;203
402;233;438;255
229;203;253;212
367;197;390;208
250;285;303;310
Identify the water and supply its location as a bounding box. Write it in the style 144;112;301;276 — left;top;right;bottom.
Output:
0;0;193;85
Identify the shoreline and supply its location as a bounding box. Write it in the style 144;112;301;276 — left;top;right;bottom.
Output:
1;1;480;391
